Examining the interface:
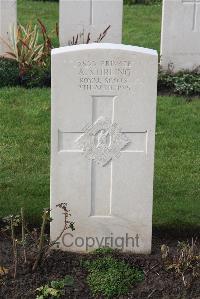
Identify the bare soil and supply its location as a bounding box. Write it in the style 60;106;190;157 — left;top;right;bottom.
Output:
0;233;199;299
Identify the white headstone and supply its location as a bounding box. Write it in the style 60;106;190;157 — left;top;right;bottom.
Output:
0;0;17;55
161;0;200;72
51;43;158;253
59;0;123;46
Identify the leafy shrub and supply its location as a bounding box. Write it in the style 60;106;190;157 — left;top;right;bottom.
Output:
1;55;200;95
0;57;19;87
0;19;56;78
84;256;144;298
0;56;51;89
0;19;111;89
3;23;46;76
124;0;162;4
21;59;51;88
158;70;200;96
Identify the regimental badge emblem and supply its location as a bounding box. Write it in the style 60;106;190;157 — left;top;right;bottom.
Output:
76;117;131;166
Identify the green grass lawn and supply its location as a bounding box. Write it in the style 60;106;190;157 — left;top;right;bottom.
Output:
0;88;199;230
18;0;162;52
0;88;50;224
0;1;199;230
123;4;161;52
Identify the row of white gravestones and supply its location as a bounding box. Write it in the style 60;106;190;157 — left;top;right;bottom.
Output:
160;0;200;72
61;0;200;72
59;0;123;45
0;0;17;55
1;0;200;72
51;44;158;253
0;0;122;56
0;0;197;254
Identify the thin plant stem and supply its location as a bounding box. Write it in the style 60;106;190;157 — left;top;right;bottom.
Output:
32;209;48;272
21;208;27;263
11;216;17;279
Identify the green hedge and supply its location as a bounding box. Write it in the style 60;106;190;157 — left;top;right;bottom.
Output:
21;60;51;88
0;58;19;87
158;71;200;97
0;57;200;96
0;58;50;88
124;0;162;4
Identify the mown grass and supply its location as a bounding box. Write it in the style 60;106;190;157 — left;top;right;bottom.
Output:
0;88;199;229
0;88;50;224
0;1;198;230
154;97;200;231
123;4;161;52
18;0;162;52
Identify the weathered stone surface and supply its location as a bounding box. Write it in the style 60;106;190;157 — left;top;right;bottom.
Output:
161;0;200;71
51;43;158;253
59;0;123;45
0;0;17;55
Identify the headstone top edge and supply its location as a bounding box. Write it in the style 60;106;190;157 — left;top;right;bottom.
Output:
51;43;158;57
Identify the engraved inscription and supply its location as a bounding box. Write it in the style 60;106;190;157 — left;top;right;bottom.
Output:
182;0;200;31
77;60;133;92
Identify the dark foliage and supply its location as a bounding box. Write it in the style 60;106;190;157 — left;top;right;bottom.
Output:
0;57;20;87
158;70;200;97
31;0;58;2
21;59;51;88
32;0;161;3
0;57;50;88
1;56;200;95
124;0;162;4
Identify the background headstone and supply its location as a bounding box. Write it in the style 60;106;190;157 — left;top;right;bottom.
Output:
59;0;123;45
161;0;200;72
0;0;17;55
51;43;158;253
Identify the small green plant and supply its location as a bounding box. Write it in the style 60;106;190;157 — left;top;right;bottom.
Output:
0;19;56;79
84;256;144;298
1;23;45;76
91;247;116;255
161;239;200;287
36;285;61;299
36;275;74;299
158;69;200;97
0;20;111;89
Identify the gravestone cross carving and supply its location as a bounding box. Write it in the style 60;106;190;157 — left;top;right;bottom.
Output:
51;44;158;253
59;0;123;45
58;95;147;217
